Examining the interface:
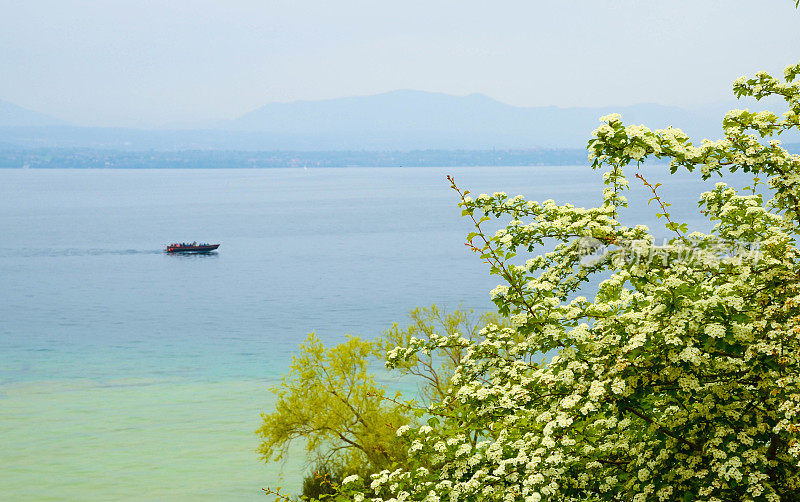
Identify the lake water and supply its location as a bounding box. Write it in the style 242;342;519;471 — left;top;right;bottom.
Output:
0;165;732;499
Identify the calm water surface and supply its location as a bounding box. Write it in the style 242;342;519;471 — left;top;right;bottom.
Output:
0;166;725;499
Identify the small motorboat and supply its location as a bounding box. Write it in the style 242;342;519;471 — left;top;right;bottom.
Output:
165;242;220;253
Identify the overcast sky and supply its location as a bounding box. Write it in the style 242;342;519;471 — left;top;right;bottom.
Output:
2;0;799;127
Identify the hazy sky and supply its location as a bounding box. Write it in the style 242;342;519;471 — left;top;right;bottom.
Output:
2;0;799;127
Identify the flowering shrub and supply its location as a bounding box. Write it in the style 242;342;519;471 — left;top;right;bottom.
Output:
335;62;800;501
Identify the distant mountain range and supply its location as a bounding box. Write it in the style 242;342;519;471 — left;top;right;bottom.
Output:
224;90;740;149
1;91;797;151
0;99;67;128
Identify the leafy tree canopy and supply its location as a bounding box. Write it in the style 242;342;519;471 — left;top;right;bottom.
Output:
256;332;409;474
257;306;501;492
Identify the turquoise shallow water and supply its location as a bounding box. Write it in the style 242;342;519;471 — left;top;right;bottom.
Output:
0;166;729;499
1;379;285;501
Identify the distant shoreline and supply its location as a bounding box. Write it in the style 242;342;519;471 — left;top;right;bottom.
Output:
0;148;593;169
3;144;797;170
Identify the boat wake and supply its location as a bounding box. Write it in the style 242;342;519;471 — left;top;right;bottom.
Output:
2;248;165;257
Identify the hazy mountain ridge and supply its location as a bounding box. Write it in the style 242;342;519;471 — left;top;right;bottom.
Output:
0;99;68;127
1;91;796;151
226;90;737;148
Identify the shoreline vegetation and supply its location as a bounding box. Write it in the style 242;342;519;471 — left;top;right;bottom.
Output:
3;145;799;170
0;148;627;169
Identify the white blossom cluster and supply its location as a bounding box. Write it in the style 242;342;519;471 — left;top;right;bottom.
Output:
337;62;800;502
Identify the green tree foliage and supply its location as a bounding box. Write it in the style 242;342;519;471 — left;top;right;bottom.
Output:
256;333;410;473
380;305;506;407
335;61;800;501
258;306;501;497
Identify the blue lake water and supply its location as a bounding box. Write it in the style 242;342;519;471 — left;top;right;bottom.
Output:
0;166;736;499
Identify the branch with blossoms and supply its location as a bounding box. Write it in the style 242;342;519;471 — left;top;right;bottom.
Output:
447;175;629;327
634;172;688;240
589;62;800;232
447;175;541;318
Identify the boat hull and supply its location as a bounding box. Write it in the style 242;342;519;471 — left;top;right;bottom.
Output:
165;244;220;254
